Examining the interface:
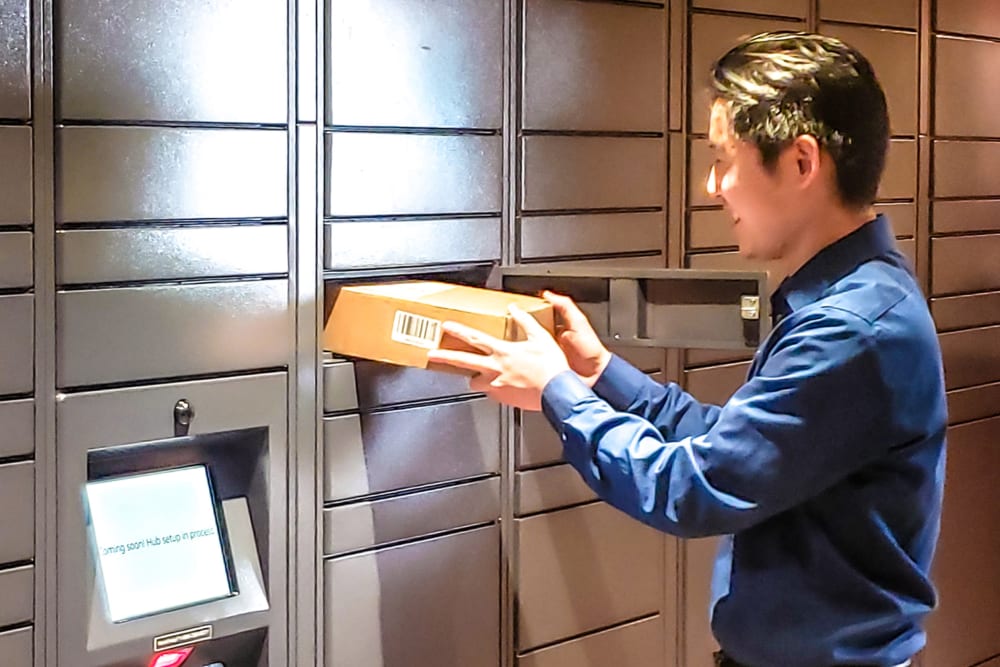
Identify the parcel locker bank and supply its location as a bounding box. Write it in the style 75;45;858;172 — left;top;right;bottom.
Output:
54;373;288;667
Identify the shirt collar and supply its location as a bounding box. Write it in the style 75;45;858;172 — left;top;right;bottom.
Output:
771;214;896;320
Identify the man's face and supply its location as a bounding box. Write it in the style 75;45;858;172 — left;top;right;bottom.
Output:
706;100;801;262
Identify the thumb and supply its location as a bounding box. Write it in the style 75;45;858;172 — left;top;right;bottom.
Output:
508;304;551;340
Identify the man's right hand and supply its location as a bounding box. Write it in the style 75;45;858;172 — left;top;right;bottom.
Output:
543;291;612;388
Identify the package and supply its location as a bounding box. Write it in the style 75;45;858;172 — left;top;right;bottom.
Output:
322;281;555;371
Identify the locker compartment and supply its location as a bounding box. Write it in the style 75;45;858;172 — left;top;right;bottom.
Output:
324;525;499;667
515;464;596;516
323;476;499;555
689;13;806;134
56;280;289;387
520;136;666;211
326;0;502;129
947;382;1000;426
324;217;501;270
934;141;1000;199
820;24;917;135
518;615;664;667
0;232;32;288
939;326;1000;391
325;132;502;217
516;502;663;651
936;0;1000;40
0;0;28;119
323;398;500;502
687;251;763;273
0;399;33;459
0;127;32;224
522;0;665;132
692;0;807;18
57;225;288;285
57;127;287;223
935;36;1000;138
0;564;32;626
351;361;476;410
688;209;734;250
878;139;917;201
931;235;1000;296
0;461;33;564
924;416;1000;667
0;627;31;667
518;410;564;469
685;360;751;406
931;292;1000;333
543;254;665;269
874;201;917;238
322;356;359;414
682;537;723;667
686;348;753;368
933;200;1000;235
0;294;33;396
612;346;666;374
519;212;665;260
56;372;286;453
57;0;287;123
819;0;917;29
896;238;915;266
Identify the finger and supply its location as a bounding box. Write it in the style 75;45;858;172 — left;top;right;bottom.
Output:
542;291;588;327
440;321;503;355
508;304;552;340
468;372;496;394
426;349;502;375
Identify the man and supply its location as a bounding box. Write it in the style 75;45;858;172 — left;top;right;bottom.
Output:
428;32;946;667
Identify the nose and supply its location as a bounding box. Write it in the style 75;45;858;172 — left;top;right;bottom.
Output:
706;164;719;198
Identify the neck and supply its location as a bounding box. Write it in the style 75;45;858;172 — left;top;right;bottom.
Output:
768;205;877;287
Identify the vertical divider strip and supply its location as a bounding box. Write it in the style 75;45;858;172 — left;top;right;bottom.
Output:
33;0;57;663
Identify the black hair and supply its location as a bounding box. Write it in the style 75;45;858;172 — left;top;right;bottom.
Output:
710;31;890;208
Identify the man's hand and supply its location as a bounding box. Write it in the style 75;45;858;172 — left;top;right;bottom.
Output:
543;291;612;387
426;304;570;411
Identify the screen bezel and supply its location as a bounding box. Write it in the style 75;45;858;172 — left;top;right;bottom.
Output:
84;463;240;623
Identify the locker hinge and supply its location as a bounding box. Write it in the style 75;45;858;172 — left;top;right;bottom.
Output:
740;295;760;321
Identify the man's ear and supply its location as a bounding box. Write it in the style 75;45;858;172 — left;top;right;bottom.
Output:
789;134;823;186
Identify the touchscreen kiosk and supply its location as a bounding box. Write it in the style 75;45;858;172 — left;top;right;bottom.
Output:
85;465;236;623
69;428;273;667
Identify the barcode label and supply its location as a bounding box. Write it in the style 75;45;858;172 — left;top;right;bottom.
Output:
391;310;442;349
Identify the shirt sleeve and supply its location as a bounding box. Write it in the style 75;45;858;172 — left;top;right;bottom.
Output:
540;308;892;538
592;354;723;441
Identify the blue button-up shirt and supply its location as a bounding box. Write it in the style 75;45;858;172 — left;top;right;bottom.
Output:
541;215;947;667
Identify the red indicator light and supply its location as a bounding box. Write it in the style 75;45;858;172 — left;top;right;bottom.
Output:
149;646;194;667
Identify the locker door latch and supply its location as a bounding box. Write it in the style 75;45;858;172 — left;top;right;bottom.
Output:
173;398;195;437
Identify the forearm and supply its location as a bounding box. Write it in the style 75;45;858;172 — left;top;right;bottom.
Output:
592;354;722;441
542;371;757;538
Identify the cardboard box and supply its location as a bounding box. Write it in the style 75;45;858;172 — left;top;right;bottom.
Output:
323;281;556;371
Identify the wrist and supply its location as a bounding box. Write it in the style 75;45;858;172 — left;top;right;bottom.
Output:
594;348;612;377
579;348;612;388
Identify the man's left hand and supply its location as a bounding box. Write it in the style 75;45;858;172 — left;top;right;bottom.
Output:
426;304;570;411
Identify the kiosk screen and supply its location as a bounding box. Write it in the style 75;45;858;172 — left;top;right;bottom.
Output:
85;465;235;622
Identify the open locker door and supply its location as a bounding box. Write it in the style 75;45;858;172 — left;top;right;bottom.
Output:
498;266;770;351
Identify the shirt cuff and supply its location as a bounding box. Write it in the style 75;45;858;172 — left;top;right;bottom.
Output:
592;354;650;410
541;370;596;430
